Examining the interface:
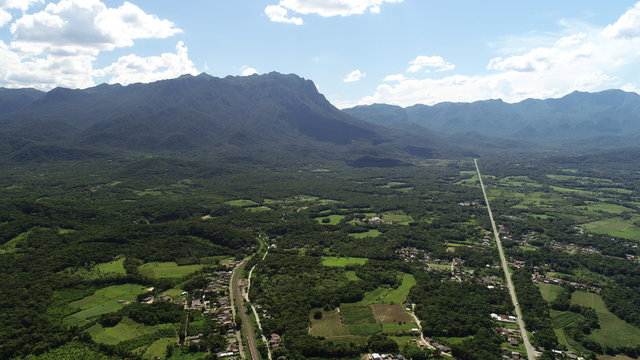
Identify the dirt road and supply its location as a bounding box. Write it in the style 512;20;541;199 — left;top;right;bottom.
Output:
475;159;536;360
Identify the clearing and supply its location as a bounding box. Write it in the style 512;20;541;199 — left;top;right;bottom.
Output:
321;256;368;267
64;284;147;327
138;262;204;279
582;217;640;241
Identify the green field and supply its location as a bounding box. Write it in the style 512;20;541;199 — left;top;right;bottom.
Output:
95;257;126;274
246;206;271;212
0;229;32;254
348;229;382;238
537;283;564;303
345;271;360;281
321;256;368;267
582;217;640;241
571;291;640;347
167;347;207;360
381;212;413;225
225;199;258;207
359;274;416;304
143;337;176;359
138;262;204;279
309;309;350;337
64;284;148;327
581;202;634;215
315;214;346;225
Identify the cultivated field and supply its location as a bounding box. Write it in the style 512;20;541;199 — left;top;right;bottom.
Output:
359;274;416;304
64;284;147;327
321;256;368;267
143;337;177;359
571;291;640;347
138;262;204;279
225;199;258;207
314;214;346;225
582;217;640;241
348;229;382;238
95;257;126;274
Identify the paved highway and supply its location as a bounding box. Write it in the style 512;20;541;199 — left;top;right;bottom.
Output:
475;159;536;360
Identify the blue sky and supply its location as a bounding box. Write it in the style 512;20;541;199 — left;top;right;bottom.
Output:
1;1;640;107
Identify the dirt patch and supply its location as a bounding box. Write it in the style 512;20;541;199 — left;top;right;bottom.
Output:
371;304;413;324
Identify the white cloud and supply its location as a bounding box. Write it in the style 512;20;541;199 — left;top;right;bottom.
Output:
241;66;258;76
10;0;181;55
264;5;303;25
383;73;405;82
604;2;640;39
0;0;43;27
344;69;365;83
0;0;191;90
94;41;197;85
349;2;640;107
0;8;11;26
406;55;455;73
265;0;402;24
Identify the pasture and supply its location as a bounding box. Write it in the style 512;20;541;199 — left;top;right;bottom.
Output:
143;337;177;359
314;214;346;225
348;229;382;238
138;262;204;279
225;199;258;206
359;274;416;304
309;309;350;337
582;217;640;241
537;283;564;303
321;256;368;267
571;291;640;347
381;211;413;225
95;257;126;274
64;284;147;327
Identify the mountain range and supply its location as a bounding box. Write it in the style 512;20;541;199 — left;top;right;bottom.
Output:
343;89;640;149
1;73;640;166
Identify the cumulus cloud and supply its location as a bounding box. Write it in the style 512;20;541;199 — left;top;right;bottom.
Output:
406;55;455;73
265;0;402;24
343;69;365;83
348;2;640;107
0;0;191;90
0;0;42;27
94;41;197;85
383;73;405;82
10;0;181;55
264;5;303;25
241;66;258;76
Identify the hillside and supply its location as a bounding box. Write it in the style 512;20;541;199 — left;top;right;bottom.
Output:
0;73;458;165
344;90;640;148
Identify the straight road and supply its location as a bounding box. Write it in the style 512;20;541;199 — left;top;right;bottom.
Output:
231;259;260;360
474;159;536;360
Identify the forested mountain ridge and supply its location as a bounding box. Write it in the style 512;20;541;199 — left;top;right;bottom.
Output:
0;73;457;165
344;89;640;146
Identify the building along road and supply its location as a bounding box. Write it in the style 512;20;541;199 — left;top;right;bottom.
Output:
474;159;536;360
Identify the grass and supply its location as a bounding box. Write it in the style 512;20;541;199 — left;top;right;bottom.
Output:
225;199;258;207
246;206;271;212
348;229;382;238
582;217;640;241
143;337;176;359
137;262;204;279
64;284;147;327
340;304;377;325
571;291;640;347
348;324;382;335
314;214;346;225
309;309;350;337
359;274;416;304
0;229;32;254
435;336;473;345
321;256;368;267
167;347;207;360
95;257;126;274
537;283;564;303
390;336;418;347
581;202;634;215
345;271;360;281
382;211;413;225
551;310;581;328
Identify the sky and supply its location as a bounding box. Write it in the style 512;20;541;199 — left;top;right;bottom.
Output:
1;1;640;108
